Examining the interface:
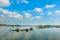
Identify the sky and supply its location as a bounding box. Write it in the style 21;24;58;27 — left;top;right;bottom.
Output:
0;0;60;25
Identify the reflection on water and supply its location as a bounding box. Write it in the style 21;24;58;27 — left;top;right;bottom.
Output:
0;26;60;40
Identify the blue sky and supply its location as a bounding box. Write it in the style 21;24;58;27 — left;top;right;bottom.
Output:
0;0;60;25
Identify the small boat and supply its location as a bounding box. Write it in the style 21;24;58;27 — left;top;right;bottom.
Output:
10;28;33;32
10;29;19;32
20;28;33;32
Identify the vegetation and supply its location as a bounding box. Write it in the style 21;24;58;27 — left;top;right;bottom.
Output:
0;24;20;26
37;25;60;28
0;24;60;28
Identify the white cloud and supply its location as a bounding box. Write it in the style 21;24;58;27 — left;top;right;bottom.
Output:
0;14;5;22
24;12;31;18
8;12;23;18
54;10;60;15
21;0;29;4
45;5;55;8
0;8;4;12
0;0;10;7
34;16;41;19
0;14;5;18
2;10;9;14
33;8;43;12
0;8;23;19
31;16;41;20
48;12;53;15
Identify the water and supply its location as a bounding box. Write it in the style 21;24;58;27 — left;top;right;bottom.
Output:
0;26;60;40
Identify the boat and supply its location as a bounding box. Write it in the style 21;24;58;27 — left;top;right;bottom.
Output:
10;28;33;32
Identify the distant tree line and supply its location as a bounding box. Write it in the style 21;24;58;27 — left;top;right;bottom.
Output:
0;24;20;26
37;25;60;28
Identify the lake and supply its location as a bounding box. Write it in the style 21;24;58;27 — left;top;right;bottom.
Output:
0;26;60;40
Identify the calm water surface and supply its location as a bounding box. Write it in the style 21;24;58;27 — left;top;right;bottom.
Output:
0;26;60;40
